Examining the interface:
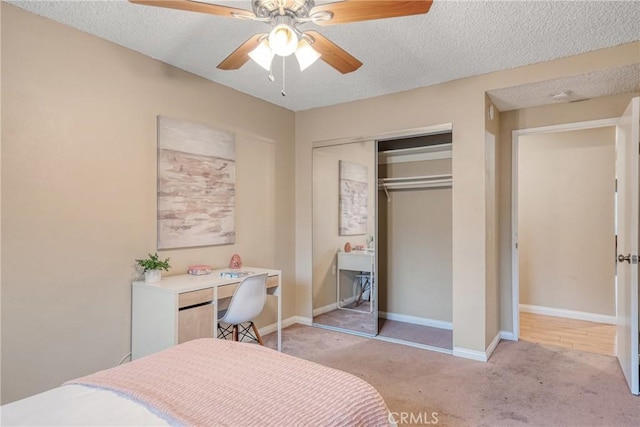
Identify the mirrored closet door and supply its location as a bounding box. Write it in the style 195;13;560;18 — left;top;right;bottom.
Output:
312;140;377;336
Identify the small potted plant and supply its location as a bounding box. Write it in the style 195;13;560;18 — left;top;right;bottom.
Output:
136;252;171;283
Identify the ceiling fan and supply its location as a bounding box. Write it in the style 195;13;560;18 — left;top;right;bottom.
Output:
130;0;433;74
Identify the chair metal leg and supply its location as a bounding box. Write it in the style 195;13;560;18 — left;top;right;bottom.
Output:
218;323;232;340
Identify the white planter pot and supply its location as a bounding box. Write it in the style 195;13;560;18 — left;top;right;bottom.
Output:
144;269;162;283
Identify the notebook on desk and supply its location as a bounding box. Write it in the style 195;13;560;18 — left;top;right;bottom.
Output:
219;270;255;279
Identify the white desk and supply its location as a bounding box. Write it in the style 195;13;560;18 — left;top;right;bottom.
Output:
132;267;281;359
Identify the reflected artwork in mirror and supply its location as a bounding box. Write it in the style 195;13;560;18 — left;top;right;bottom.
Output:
312;140;377;336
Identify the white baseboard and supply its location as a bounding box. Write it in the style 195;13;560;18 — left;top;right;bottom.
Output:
452;347;488;362
287;316;312;326
452;331;503;363
500;330;517;341
340;296;357;306
258;322;278;336
519;304;616;325
485;331;501;359
379;311;453;330
313;303;337;317
257;315;312;337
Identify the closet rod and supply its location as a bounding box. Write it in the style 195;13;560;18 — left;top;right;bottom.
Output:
378;174;452;202
383;180;451;188
381;174;452;183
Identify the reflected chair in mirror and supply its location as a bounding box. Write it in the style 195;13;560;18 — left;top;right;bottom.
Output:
354;274;372;307
217;273;268;345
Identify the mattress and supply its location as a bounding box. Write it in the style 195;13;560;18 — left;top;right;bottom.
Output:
1;384;168;426
2;338;390;426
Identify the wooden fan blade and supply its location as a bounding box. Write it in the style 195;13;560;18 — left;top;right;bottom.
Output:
312;0;432;26
217;34;265;70
129;0;255;19
305;31;362;74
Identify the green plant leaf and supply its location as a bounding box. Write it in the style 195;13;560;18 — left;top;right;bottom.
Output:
135;252;171;272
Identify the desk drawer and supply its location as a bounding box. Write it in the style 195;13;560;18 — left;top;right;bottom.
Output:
179;288;213;309
266;275;279;289
338;253;373;272
217;275;280;299
178;303;214;344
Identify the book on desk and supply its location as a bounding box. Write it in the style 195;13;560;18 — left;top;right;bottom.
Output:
219;270;255;279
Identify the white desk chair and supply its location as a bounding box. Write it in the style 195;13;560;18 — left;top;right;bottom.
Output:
217;273;268;345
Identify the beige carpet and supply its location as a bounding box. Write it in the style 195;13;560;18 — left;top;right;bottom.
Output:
313;308;377;335
378;318;453;350
263;324;640;426
313;310;452;349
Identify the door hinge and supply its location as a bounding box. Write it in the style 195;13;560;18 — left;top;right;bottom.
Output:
633;255;638;264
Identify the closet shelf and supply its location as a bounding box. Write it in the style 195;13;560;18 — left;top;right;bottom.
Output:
378;174;452;201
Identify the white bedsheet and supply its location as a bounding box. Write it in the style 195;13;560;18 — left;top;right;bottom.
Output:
0;384;168;426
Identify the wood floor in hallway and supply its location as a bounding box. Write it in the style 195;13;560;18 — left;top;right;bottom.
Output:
519;311;616;357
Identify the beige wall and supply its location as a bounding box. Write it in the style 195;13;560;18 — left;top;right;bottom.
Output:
1;4;295;403
312;141;375;310
378;159;452;322
498;92;639;332
296;42;639;354
518;127;615;315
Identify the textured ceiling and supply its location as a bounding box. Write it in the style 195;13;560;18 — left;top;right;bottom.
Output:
488;64;640;112
7;0;640;112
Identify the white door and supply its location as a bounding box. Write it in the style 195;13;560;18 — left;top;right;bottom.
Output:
616;96;639;395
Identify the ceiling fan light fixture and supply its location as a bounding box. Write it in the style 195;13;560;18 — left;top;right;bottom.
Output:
135;0;436;77
295;39;321;71
268;24;298;57
248;39;275;71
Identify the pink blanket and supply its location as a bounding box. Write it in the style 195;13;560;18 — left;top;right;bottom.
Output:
66;338;390;426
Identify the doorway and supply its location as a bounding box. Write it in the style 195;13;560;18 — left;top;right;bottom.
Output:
511;119;619;356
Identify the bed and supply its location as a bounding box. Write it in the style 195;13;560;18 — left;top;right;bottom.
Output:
1;338;391;426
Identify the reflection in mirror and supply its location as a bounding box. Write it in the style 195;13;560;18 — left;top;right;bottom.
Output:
312;140;377;336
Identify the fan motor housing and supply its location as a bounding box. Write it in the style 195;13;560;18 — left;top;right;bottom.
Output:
252;0;315;19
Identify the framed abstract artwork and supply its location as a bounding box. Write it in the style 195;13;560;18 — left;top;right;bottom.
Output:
157;116;236;249
339;160;368;236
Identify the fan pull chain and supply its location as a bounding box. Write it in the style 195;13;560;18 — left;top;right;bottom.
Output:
281;56;286;96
